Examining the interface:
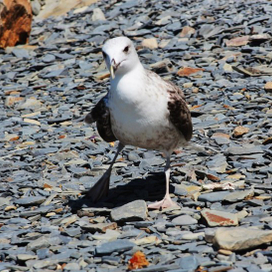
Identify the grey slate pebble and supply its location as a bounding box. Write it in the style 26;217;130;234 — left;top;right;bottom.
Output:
110;200;147;222
176;255;199;271
198;191;231;203
14;196;46;206
172;214;198;226
95;239;135;256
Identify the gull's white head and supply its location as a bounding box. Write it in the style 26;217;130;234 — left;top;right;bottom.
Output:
102;36;140;79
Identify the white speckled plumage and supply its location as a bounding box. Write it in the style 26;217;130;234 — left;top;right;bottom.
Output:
85;36;192;209
104;37;187;152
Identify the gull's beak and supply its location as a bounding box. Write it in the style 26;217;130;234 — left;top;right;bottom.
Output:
110;59;115;79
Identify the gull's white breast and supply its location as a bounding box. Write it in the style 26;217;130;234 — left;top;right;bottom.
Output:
108;67;185;152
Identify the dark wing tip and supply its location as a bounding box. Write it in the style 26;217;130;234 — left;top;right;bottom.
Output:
183;114;193;141
85;112;95;124
167;85;193;142
85;95;117;143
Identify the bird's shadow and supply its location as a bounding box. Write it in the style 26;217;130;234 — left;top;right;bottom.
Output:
68;172;176;212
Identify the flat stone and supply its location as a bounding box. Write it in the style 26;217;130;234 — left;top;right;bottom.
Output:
102;255;121;266
92;229;120;241
218;249;233;256
18;97;42;110
95;239;135;256
36;248;51;259
176;255;199;271
179;26;196;38
214;228;272;251
225;36;249;47
42;54;56;63
63;262;80;270
110;200;147;222
37;0;97;18
177;67;204;77
172;214;198;226
134;264;180;272
206;154;228;173
264;82;272;91
63;227;81;237
141;38;158;49
133;235;161;246
81;222;117;233
0;197;10;206
211;132;231;145
233;126;249;137
201;209;238;227
223;63;233;72
17;254;37;261
31;0;41;16
155;15;171;26
5;96;24;106
223;189;254;203
182;232;205;240
14;196;46;206
227;145;263;155
174;182;201;196
198;191;231;203
30;259;58;269
26;237;51;251
92;7;106;21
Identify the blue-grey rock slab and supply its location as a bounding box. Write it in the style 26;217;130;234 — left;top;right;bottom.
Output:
110;200;147;222
95;239;135;256
198;191;231;203
214;228;272;251
176;255;199;271
14;196;46;206
172;214;198;226
133;264;180;272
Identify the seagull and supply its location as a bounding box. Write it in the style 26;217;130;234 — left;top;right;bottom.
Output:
85;36;192;209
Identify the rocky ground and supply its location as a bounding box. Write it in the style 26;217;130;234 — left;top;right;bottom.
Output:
1;0;272;271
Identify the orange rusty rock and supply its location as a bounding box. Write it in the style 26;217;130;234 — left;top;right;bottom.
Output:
212;132;230;139
5;96;24;106
0;0;32;48
9;135;20;141
206;173;220;182
177;67;204;77
264;82;272;91
205;211;234;225
233;126;249;137
128;251;149;270
179;25;195;37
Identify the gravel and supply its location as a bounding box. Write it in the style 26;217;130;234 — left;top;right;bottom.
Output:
1;0;272;271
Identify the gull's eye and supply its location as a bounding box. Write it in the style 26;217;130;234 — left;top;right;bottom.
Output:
123;46;129;53
102;51;107;59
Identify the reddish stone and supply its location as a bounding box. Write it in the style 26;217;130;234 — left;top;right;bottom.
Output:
201;209;238;227
177;67;204;77
233;126;249;137
179;26;195;38
0;0;32;48
225;36;249;47
264;81;272;91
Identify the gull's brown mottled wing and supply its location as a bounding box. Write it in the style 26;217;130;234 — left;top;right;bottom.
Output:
167;83;193;142
85;95;117;142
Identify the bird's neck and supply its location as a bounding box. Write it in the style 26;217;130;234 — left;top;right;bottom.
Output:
109;62;148;106
110;62;145;90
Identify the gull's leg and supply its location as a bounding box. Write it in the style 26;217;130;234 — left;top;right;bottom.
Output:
85;143;124;202
148;155;179;210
